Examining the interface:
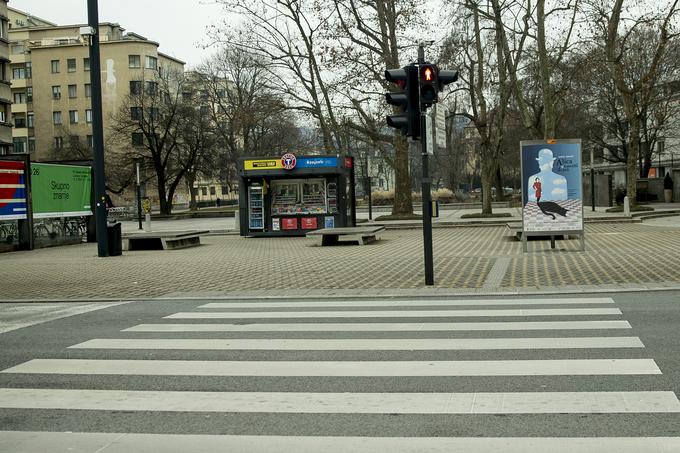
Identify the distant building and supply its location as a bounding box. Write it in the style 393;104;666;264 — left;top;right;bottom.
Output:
7;7;184;160
0;1;12;154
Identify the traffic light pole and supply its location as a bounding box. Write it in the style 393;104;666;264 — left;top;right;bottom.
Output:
418;44;434;286
87;0;109;257
420;115;434;286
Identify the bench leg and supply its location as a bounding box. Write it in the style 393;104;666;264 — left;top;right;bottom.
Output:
322;235;339;246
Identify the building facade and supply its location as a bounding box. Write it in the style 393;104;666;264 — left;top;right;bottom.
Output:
0;1;12;154
8;7;184;160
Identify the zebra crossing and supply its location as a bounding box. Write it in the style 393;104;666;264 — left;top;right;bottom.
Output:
1;296;680;452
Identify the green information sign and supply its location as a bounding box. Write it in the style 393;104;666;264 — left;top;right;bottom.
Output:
31;163;92;218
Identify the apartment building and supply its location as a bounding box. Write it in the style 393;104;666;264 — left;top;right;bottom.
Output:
0;1;12;154
7;7;184;160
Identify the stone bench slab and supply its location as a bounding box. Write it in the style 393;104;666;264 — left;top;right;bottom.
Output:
122;230;209;251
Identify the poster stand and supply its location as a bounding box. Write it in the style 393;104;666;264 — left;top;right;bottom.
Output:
520;139;586;253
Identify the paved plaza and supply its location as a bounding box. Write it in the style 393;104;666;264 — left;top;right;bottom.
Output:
1;217;680;301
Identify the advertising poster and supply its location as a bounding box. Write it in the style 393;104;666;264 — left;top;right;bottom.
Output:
0;160;28;220
31;163;92;218
281;218;298;230
272;218;280;231
301;217;317;229
324;216;335;228
521;140;583;233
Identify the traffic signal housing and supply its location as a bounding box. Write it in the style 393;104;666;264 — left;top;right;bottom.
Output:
419;64;438;108
385;65;420;139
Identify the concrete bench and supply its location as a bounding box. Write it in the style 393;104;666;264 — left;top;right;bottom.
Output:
307;226;385;246
122;230;209;251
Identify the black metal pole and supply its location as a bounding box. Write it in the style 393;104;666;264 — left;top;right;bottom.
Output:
421;115;434;286
418;44;433;285
87;0;108;257
367;176;372;220
136;162;143;230
591;168;595;211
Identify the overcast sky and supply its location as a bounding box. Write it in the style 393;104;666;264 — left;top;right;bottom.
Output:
10;0;229;68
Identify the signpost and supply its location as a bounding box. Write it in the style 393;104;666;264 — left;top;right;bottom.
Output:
520;139;584;252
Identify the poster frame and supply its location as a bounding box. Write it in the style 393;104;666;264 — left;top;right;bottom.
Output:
520;139;585;253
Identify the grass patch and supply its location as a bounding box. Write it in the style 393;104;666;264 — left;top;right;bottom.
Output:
605;205;655;213
460;212;513;219
374;213;423;221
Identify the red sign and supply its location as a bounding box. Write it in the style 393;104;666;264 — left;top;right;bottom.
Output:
301;217;317;229
0;160;28;220
281;218;298;230
344;156;353;168
281;153;297;170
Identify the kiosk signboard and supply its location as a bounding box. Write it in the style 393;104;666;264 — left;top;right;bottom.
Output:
0;160;28;220
521;140;583;233
31;163;92;218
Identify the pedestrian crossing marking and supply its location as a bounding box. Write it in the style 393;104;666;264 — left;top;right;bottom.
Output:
165;308;623;319
2;432;680;453
68;336;644;351
124;320;632;332
2;358;661;376
0;389;677;414
197;297;615;309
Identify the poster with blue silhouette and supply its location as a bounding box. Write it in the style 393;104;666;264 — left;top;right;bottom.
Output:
521;140;583;233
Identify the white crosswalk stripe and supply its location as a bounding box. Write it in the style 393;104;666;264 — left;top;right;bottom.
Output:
0;296;678;450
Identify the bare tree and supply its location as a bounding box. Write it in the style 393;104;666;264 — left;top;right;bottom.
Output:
590;0;679;203
213;1;343;152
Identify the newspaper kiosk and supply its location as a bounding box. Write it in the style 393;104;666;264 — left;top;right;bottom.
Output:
237;154;356;237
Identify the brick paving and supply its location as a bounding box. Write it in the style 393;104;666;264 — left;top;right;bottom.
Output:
0;221;679;300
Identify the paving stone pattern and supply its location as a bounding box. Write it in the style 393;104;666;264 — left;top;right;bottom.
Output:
0;222;679;300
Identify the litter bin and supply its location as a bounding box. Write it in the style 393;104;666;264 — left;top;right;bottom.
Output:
107;221;122;256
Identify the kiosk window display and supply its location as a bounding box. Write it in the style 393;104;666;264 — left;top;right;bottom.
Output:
238;154;356;237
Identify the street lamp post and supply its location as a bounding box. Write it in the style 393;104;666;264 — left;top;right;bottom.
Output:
134;158;143;230
86;0;108;257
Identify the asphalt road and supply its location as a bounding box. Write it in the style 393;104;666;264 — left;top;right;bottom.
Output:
0;292;679;452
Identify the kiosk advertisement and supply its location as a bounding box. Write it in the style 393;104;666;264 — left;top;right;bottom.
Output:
521;140;583;233
31;163;92;218
0;160;28;220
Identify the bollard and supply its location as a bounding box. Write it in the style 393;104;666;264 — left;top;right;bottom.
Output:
623;196;631;217
144;213;152;231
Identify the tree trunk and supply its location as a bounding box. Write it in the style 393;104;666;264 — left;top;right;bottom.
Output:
186;172;198;211
156;168;171;215
391;135;413;215
481;152;496;215
626;117;640;205
494;165;504;202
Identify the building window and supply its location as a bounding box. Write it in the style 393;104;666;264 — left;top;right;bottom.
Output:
14;117;26;128
69;136;79;149
12;67;25;79
11;44;25;55
210;186;216;196
52;85;61;100
128;55;141;68
25;62;32;78
145;56;158;70
67;58;76;73
0;108;5;123
145;81;158;95
26;87;33;103
27;113;34;128
132;132;144;146
69;110;78;124
84;58;90;71
51;60;60;73
53;111;62;125
130;80;142;95
85;109;93;123
13;92;25;104
13;138;27;153
87;135;93;148
201;187;208;196
149;107;159;121
131;107;142;121
68;84;77;99
28;138;36;153
85;83;92;98
54;137;63;150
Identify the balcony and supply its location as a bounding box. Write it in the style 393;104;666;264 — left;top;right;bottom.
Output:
11;78;27;89
11;103;27;113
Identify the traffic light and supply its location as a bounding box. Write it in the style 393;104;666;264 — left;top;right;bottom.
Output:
419;65;459;108
385;65;420;139
419;64;438;108
437;69;458;93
